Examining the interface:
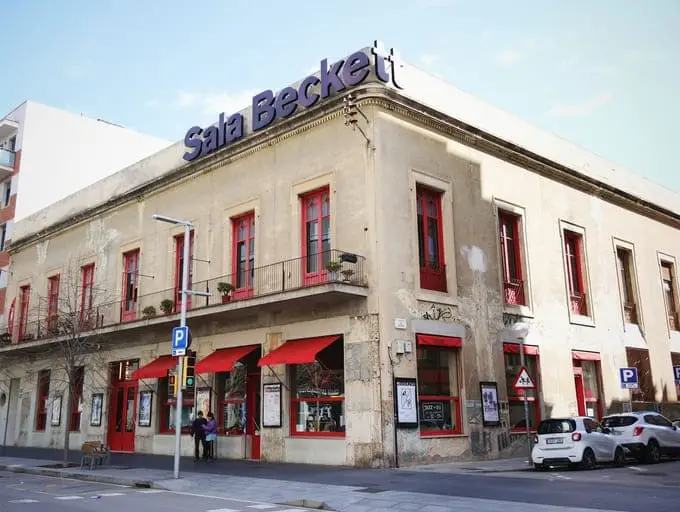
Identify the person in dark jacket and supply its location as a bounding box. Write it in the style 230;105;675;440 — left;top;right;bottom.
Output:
190;410;207;462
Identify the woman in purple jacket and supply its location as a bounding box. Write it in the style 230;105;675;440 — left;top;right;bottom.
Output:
203;411;217;460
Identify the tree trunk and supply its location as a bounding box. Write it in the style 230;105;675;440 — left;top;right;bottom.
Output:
62;383;72;466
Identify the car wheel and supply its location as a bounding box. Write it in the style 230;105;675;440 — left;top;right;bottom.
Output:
533;463;546;471
645;440;661;464
613;447;625;467
580;448;597;470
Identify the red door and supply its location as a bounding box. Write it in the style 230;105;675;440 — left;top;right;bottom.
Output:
107;381;137;452
246;372;261;460
573;367;586;416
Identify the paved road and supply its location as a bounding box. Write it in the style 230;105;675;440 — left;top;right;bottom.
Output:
0;471;310;512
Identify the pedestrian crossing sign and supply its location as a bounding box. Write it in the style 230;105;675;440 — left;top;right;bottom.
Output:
512;366;535;389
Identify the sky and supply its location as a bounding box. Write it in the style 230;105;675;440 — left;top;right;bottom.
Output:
2;0;679;191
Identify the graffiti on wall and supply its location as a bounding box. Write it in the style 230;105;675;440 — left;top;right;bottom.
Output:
421;304;454;321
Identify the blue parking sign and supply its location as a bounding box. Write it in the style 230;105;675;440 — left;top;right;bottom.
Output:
673;365;680;385
619;367;639;389
172;326;189;356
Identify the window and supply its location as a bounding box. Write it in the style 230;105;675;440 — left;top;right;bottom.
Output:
122;249;139;321
416;335;463;436
672;353;680;398
301;187;330;284
159;374;194;434
216;366;246;435
47;275;60;333
290;338;345;437
35;369;50;431
498;211;525;306
174;231;194;312
18;285;30;341
661;261;678;331
563;230;588;316
504;343;541;432
80;264;95;325
616;247;638;324
0;224;6;251
231;212;255;298
626;348;654;402
416;185;447;292
69;366;84;432
2;180;10;207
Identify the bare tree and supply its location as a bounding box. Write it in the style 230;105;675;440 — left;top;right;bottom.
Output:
24;259;115;465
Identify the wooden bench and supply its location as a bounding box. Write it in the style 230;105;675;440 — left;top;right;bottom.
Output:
80;441;109;470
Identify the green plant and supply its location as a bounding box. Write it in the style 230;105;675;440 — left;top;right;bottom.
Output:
217;282;234;295
159;299;174;314
326;260;342;272
142;306;157;318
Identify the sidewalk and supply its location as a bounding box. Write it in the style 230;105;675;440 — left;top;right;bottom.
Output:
405;457;532;474
0;454;607;512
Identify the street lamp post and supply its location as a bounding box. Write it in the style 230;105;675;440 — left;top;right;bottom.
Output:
510;322;532;466
151;214;195;480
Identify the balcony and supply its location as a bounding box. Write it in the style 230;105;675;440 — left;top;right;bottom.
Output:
0;148;15;179
420;261;447;293
503;280;526;306
9;249;368;346
570;293;588;316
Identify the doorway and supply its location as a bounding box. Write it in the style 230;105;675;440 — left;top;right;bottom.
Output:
107;360;139;452
573;359;603;419
245;372;261;460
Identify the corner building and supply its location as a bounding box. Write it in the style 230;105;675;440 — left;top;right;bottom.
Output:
1;43;679;467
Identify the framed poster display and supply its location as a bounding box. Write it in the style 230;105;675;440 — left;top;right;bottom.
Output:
480;381;500;427
196;387;211;417
51;395;62;427
138;391;153;427
262;383;282;428
394;377;418;428
90;393;103;427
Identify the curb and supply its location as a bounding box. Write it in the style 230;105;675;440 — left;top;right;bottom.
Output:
0;463;156;488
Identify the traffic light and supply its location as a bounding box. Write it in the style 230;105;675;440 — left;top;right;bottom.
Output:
182;350;196;390
168;374;178;397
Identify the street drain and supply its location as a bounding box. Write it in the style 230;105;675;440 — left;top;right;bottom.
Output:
134;482;151;488
277;499;334;510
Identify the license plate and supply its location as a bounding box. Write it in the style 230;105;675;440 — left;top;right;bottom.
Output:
546;438;563;444
611;431;622;436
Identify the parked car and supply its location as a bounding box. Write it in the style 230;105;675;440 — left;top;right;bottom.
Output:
601;411;680;463
531;416;625;470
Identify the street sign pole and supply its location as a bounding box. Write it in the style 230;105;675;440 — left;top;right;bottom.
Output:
519;336;531;466
172;223;191;480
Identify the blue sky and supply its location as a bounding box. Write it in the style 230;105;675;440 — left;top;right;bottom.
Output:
3;1;679;191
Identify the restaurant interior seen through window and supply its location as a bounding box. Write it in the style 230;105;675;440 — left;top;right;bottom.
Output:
215;355;258;435
291;337;345;436
159;373;194;433
504;343;541;431
416;334;462;436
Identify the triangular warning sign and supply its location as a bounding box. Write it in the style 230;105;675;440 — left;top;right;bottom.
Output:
512;366;535;389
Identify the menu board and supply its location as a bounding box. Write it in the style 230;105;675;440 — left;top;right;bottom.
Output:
262;383;282;428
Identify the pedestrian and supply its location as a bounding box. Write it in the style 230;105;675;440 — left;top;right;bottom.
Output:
203;411;217;460
190;410;207;462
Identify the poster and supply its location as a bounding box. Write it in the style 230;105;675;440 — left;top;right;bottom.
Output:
196;388;211;417
90;393;103;427
394;378;418;428
262;383;282;428
51;395;62;426
480;381;500;427
138;391;153;427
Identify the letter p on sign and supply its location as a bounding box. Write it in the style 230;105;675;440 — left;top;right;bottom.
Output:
619;367;639;389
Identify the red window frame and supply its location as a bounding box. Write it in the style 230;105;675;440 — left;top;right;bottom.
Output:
217;371;246;436
231;212;255;300
625;347;654;402
661;262;678;330
174;231;195;312
499;211;525;306
416;185;447;292
35;369;50;431
563;231;588;316
301;187;331;286
121;249;140;321
503;343;542;433
416;344;462;437
80;263;95;324
69;366;84;432
18;284;30;341
47;275;60;331
289;339;345;438
159;376;194;434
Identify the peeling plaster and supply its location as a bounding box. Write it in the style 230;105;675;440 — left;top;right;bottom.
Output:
460;245;487;273
85;219;119;275
35;240;49;266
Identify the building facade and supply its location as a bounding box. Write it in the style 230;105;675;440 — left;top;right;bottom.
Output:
0;43;679;467
0;101;171;323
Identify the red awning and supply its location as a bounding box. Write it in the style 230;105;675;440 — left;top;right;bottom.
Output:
196;345;259;374
503;343;539;356
572;350;601;361
130;355;176;380
416;334;462;348
257;335;340;367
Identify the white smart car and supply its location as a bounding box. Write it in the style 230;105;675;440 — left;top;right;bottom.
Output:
531;416;625;470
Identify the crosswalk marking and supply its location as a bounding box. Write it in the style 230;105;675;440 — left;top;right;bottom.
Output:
98;492;126;496
206;509;240;512
10;499;40;503
55;495;84;500
137;489;166;493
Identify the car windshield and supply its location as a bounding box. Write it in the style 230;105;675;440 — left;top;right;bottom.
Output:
601;416;638;428
537;419;576;435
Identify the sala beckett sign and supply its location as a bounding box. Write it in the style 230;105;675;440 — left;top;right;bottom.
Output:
182;41;403;162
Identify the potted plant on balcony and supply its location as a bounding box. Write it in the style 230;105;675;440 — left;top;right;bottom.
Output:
217;282;235;303
325;260;342;280
340;268;355;282
160;299;174;315
142;306;157;319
